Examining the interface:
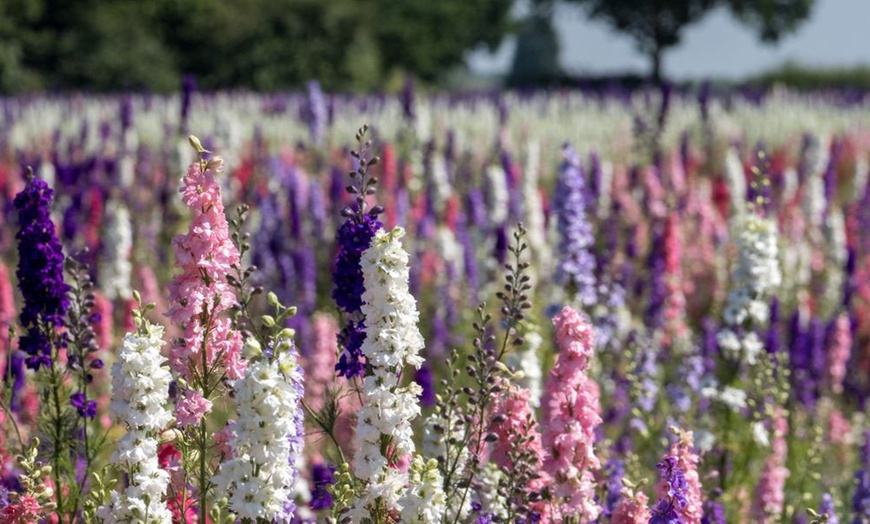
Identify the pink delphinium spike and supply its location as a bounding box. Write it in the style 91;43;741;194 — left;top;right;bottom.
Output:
302;312;358;457
165;157;245;406
91;291;113;351
662;213;688;349
611;489;651;524
541;306;601;521
655;429;704;523
0;261;14;366
751;410;790;522
827;313;852;394
488;377;551;520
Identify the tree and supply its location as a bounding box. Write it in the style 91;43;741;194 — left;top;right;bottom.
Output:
0;0;516;93
563;0;815;83
507;4;562;88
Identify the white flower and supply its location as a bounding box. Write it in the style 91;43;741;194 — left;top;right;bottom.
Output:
716;329;741;360
718;386;748;412
742;332;764;365
212;336;305;522
351;226;427;516
99;322;172;522
400;457;447;524
752;421;770;447
99;200;133;300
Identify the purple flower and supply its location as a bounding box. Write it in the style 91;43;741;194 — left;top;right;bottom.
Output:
69;391;96;419
14;173;70;371
819;493;839;524
309;462;336;510
331;215;382;314
336;320;366;379
553;144;596;305
414;365;435;408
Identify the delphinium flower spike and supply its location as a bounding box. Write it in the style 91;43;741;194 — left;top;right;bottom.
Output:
332;124;384;380
97;293;173;523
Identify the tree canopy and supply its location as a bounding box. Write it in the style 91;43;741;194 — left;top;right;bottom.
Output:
0;0;514;93
564;0;816;82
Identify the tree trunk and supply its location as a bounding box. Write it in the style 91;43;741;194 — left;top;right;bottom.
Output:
651;47;662;85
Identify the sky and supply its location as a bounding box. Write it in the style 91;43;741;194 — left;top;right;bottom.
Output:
467;0;870;80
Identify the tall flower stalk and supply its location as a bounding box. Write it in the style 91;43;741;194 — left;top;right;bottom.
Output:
164;136;244;522
212;295;305;522
97;295;173;523
346;226;427;521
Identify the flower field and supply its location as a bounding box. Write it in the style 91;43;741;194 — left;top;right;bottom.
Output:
0;85;869;523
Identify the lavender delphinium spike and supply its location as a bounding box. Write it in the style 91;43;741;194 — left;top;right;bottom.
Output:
553;143;596;305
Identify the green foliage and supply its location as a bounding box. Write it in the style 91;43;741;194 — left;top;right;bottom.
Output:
750;61;870;90
0;0;514;93
564;0;816;82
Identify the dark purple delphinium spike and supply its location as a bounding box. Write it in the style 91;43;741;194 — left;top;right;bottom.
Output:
823;139;841;214
401;75;416;122
120;95;133;133
645;223;667;331
414;365;436;408
180;74;196;133
844;247;856;307
336;320;366;379
588;151;601;204
69;390;96;419
14;172;70;371
765;297;780;354
553;144;596;305
309;462;336;510
332;216;383;313
493;224;508;265
332;128;386;379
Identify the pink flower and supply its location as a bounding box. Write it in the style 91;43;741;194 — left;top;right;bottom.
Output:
176;389;213;427
214;422;236;458
611;490;651;524
91;291;113;350
662;213;688;348
655;429;704;524
0;262;14;364
1;494;42;523
303;313;340;413
752;410;790;522
165;159;242;386
488;378;551;520
827;313;852;394
542;306;602;521
829;409;851;446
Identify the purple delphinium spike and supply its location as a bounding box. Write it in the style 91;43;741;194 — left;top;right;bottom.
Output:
650;456;688;524
414;365;436;408
309;463;336;510
603;458;625;517
553;144;596;305
817;493;839;524
304;81;328;146
14;172;70;371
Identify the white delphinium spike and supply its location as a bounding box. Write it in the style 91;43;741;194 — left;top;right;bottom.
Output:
400;457;447;524
97;318;173;523
99;200;133;300
349;226;431;520
212;335;305;522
